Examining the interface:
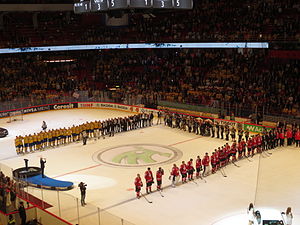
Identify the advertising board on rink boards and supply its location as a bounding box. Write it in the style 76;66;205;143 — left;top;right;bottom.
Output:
77;102;159;114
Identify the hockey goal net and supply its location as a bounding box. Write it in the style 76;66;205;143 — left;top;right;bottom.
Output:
7;110;24;123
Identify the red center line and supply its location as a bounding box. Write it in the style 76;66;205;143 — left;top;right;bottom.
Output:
168;136;202;147
52;164;102;178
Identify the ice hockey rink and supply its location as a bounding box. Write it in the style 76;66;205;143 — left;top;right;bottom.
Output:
0;108;300;225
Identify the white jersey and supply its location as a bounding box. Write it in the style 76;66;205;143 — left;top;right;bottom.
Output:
286;212;293;225
248;208;255;222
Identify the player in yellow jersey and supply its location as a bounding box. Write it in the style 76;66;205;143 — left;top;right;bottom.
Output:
28;134;34;152
19;135;24;154
15;136;20;154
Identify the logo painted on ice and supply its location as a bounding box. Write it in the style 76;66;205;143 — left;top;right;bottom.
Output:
94;144;182;167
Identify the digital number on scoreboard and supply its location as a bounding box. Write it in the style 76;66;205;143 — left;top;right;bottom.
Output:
74;0;193;13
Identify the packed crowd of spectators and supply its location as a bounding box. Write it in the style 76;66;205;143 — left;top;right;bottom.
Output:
0;0;299;48
0;49;299;119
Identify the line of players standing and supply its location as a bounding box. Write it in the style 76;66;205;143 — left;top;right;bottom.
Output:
14;113;154;154
134;115;300;198
164;112;300;148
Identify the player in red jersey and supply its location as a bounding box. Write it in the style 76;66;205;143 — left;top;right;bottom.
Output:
241;138;246;157
225;144;231;164
156;167;164;191
257;134;262;153
195;156;202;178
247;138;253;157
180;161;188;183
295;128;300;147
202;153;210;177
231;141;237;162
215;148;220;170
144;167;154;194
219;148;226;167
211;152;217;173
170;164;179;187
237;141;243;159
134;174;143;199
187;159;195;180
252;135;258;154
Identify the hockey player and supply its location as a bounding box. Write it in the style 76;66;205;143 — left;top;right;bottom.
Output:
180;161;188;183
195;156;202;178
230;141;237;162
144;168;154;194
202;153;210;177
156;167;164;191
295;128;300;147
247;138;253;157
170;164;179;187
219;148;226;168
187;159;195;180
134;174;143;199
211;152;217;174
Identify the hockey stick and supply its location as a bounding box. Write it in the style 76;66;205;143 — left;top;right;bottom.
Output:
232;161;240;168
159;190;164;197
141;193;153;203
220;167;227;177
246;156;253;162
191;179;198;185
198;175;207;183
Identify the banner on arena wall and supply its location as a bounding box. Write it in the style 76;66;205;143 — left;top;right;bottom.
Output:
0;111;10;118
50;103;78;110
78;102;158;114
23;105;50;114
243;123;272;133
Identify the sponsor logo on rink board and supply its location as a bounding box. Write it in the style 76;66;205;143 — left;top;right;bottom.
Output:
243;124;272;133
50;103;78;110
78;102;158;114
94;144;182;167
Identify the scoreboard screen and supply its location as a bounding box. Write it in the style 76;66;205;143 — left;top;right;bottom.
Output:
74;0;193;13
153;0;172;9
90;0;108;12
74;1;90;13
108;0;128;9
129;0;152;8
173;0;193;9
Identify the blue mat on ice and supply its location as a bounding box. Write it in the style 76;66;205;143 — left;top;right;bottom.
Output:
22;174;73;190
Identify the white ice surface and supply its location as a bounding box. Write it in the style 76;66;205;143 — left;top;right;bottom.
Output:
0;109;300;225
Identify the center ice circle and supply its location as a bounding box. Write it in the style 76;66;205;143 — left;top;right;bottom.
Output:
94;144;182;167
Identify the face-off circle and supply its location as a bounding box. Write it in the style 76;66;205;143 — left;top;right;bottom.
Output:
94;144;182;167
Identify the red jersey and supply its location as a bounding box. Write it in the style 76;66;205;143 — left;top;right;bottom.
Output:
252;137;257;147
279;132;285;139
238;142;243;151
171;166;179;176
187;160;193;170
257;136;262;145
134;177;143;188
219;150;226;160
247;139;252;148
295;131;300;140
180;164;187;174
144;170;153;182
196;158;202;168
231;144;237;154
211;155;217;164
156;170;164;181
202;155;210;166
286;130;292;138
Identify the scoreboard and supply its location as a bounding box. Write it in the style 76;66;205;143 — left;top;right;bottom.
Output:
74;0;193;13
